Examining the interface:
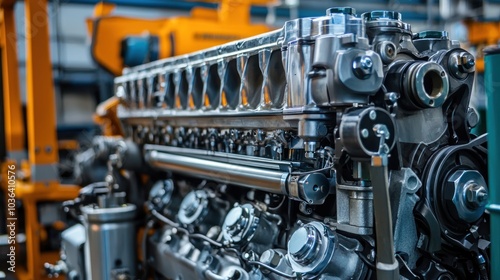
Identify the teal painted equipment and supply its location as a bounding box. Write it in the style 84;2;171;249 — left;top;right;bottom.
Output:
484;45;500;280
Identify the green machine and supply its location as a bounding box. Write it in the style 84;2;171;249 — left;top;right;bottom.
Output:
485;45;500;280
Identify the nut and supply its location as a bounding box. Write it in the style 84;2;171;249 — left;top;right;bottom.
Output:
465;183;488;208
445;170;488;223
352;56;373;79
260;250;282;267
448;51;475;79
459;52;475;72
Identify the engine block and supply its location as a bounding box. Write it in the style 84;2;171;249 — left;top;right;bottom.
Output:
60;7;489;280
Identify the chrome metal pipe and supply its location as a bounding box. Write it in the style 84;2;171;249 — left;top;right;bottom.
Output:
145;150;288;194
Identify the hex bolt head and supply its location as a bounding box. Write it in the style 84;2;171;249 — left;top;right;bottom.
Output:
385;92;398;103
465;184;489;208
459;52;475;73
260;250;281;267
445;170;488;223
361;56;373;68
352;55;373;79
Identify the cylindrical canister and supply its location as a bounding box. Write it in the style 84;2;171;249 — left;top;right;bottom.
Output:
81;204;136;280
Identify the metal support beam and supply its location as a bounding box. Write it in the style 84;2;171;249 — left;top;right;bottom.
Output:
0;6;27;163
25;0;59;184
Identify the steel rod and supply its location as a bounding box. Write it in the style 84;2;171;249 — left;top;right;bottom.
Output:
145;150;288;194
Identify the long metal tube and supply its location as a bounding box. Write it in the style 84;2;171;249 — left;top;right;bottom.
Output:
145;150;288;194
485;46;500;280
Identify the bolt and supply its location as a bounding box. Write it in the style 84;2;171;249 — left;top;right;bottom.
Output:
460;53;475;69
445;170;488;223
385;92;398;103
467;107;479;128
449;52;475;79
353;55;373;79
260;250;275;264
458;52;475;73
361;56;373;68
477;254;486;264
260;250;281;267
361;129;369;138
465;184;489;208
369;110;377;120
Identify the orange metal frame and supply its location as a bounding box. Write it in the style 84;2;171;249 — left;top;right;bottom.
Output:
465;20;500;73
1;0;79;279
87;0;274;76
0;0;24;159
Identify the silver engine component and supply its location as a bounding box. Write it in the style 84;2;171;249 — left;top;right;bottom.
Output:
286;221;365;279
81;201;136;280
52;185;138;280
59;6;490;280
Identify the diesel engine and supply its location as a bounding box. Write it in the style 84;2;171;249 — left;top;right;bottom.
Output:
50;7;490;280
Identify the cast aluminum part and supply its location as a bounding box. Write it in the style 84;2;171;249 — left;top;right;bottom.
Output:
69;5;490;280
81;203;137;280
285;221;366;279
222;203;279;255
149;226;253;280
222;204;263;245
177;189;227;234
287;221;336;276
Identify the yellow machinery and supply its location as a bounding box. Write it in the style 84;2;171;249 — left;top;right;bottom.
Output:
0;0;80;279
87;0;276;76
465;20;500;73
464;20;500;135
